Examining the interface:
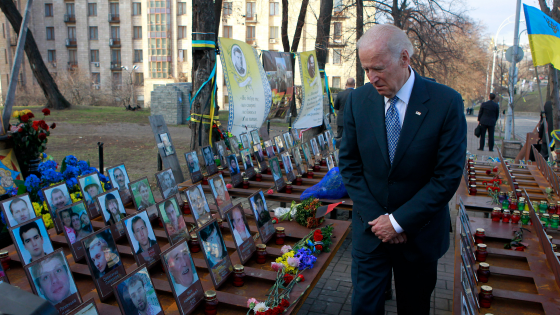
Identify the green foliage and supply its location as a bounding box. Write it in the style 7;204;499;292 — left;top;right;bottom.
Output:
294;197;323;228
320;225;334;252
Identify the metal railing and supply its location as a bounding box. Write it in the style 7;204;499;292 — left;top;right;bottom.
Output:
108;13;120;22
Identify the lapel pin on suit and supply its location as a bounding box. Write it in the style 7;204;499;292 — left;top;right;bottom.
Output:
416;111;421;115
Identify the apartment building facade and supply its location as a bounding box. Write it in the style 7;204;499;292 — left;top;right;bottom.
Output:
0;0;373;109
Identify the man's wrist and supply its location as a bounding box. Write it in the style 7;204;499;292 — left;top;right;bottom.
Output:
389;214;404;234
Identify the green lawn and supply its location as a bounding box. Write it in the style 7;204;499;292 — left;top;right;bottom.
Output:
10;105;152;125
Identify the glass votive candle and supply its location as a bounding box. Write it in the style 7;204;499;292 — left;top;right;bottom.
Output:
218;167;224;175
313;163;321;172
476;244;488;262
267;167;272;175
256;244;267;264
189;233;201;253
255;169;262;182
469;179;477;186
232;264;246;287
521;210;530;225
512;210;521;224
182;201;191;215
321;157;327;166
295;174;303;185
553;244;558;253
202;174;209;185
557;201;560;214
275;227;286;245
518;199;525;211
307;168;314;179
479;285;493;308
477;262;491;283
502;209;511;223
549;203;557;215
513;181;519;189
509;199;518;211
542;213;550;228
204;290;219;315
551;214;559;229
491;208;502;222
474;228;486;244
501;199;509;210
540;201;548;214
515;189;522;199
242;177;250;189
469;185;478;196
498;192;507;203
469;172;476;180
0;250;10;271
285;182;293;194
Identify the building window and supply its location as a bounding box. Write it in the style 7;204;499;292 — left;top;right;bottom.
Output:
110;3;119;15
134;49;143;63
133;2;141;15
332;76;341;89
333;49;342;64
133;26;142;39
177;2;187;15
4;49;7;64
68;27;76;40
333;22;342;42
111;26;120;39
89;27;98;40
223;2;232;15
334;0;343;12
246;26;255;42
135;73;144;85
112;72;122;85
178;26;187;39
92;73;100;84
112;49;121;63
150;62;170;79
246;2;256;19
270;2;279;16
270;26;279;39
66;3;75;15
47;50;56;62
45;3;53;17
88;3;97;16
178;49;187;62
2;24;4;38
90;50;99;62
223;26;232;38
69;50;77;63
46;27;55;40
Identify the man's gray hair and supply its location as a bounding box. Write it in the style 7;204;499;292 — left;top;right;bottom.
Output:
357;24;414;60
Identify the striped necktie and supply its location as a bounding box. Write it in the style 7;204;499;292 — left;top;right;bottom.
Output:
386;96;401;164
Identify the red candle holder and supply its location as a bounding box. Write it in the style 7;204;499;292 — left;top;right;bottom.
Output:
549;204;557;215
476;244;488;262
218;167;224;175
491;208;502;222
255;170;262;182
189;233;201;253
313;163;321;172
513;182;519;189
182;202;191;215
509;199;518;211
515;189;522;199
493;166;498;172
256;244;267;264
307;169;314;179
468;179;476;186
204;290;219;315
479;286;493;308
279;161;284;168
285;182;293;194
477;263;490;283
232;264;246;287
267;168;272;175
557;201;560;215
158;217;164;228
468;172;476;180
474;228;485;244
242;177;250;189
511;210;521;224
275;227;286;245
202;175;209;185
321;158;327;166
0;250;10;271
295;175;303;186
502;209;511;223
469;185;477;196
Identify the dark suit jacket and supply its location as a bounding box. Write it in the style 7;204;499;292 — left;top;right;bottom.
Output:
477;100;500;126
339;72;467;262
334;88;353;127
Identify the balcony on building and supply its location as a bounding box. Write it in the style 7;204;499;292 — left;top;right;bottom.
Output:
66;38;77;47
110;62;122;70
246;38;256;45
108;13;120;23
109;38;121;48
67;61;78;71
328;35;346;47
64;14;76;23
245;13;257;23
10;37;18;46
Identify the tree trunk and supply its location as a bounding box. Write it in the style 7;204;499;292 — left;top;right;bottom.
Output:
315;0;334;71
213;0;223;42
0;0;71;110
281;0;290;52
355;0;364;87
191;0;217;151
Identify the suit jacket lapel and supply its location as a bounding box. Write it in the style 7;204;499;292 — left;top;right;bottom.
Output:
390;74;430;171
368;87;390;167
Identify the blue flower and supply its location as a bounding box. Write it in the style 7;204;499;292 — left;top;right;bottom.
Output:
104;182;113;190
24;174;41;192
64;155;78;166
77;160;90;173
63;165;80;179
6;187;18;196
1;211;5;225
41;169;64;184
38;160;57;173
38;190;45;202
295;248;317;270
99;174;109;183
66;178;77;190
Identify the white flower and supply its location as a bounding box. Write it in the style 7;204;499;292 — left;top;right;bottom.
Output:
254;302;269;312
281;245;292;254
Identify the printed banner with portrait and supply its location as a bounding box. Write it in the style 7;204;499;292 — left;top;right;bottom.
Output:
262;51;294;119
218;38;272;138
293;51;323;129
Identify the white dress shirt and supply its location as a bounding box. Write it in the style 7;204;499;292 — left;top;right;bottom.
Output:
383;67;415;234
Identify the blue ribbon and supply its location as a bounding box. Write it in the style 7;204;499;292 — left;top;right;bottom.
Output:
188;50;217;122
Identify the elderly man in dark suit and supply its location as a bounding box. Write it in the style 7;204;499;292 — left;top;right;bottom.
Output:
477;93;500;151
333;78;355;147
339;24;466;315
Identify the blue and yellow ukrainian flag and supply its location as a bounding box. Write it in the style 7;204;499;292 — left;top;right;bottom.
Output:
524;4;560;69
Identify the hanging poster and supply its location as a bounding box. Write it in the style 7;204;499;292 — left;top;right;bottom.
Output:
262;51;294;119
218;38;272;138
293;51;323;129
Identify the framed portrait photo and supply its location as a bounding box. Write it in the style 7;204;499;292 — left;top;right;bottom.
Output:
281;152;296;183
106;164;133;205
248;190;275;244
264;140;275;158
291;128;300;142
197;220;233;289
250;129;261;146
159;132;175;156
227;154;242;187
241;148;255;178
317;134;327;154
113;266;164;315
214;140;229;168
81;227;126;300
240;133;251;150
324;131;334;152
292;147;306;175
253;144;268;172
41;183;71;233
157;196;189;245
310;138;320;158
184;151;203;183
273;135;285;154
283;132;293;150
326;155;335;171
67;298;100;315
334;149;339;165
124;210;161;267
228;136;241;160
9;217;54;266
95;189;127;240
208;174;232;216
225;204;255;264
24;249;81;315
269;157;286;192
129;177;158;220
186;184;213;228
0;193;36;228
77;173;103;218
57;202;94;262
155;168;181;203
201;145;218;175
161;240;204;315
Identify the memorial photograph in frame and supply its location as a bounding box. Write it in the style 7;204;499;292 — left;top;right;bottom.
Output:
317;133;327;153
253;144;268;172
95;189;127;240
77;173;103;218
291;128;300;142
185;151;203;183
302;142;314;167
248;190;275;243
107;163;133;205
227;154;242;187
240;133;251;150
324;131;334;152
157;196;189;245
159;132;175;156
24;249;81;315
197;220;233;289
113;266;164;315
241;148;253;170
57;202;94;261
326;155;335;171
161;240;204;315
264;140;275;158
201;145;218;175
225;204;255;264
250;129;261;146
9;217;54;266
42;183;71;233
269;157;286;191
129;177;158;220
67;298;100;315
310;138;320;157
155;168;180;199
215;140;228;167
124;210;161;267
0;193;36;228
186;184;213;227
208;174;232;216
82;227;126;300
228;136;241;159
273;135;285;153
281;152;296;182
283;132;293;150
334;149;339;165
292;147;306;175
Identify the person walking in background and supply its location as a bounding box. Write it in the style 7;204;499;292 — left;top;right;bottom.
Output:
477;93;500;152
333;78;355;148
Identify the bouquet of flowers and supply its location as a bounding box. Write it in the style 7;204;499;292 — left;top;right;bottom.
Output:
289;197;324;228
10;109;55;172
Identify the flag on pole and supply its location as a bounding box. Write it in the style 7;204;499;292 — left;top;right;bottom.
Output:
524;4;560;69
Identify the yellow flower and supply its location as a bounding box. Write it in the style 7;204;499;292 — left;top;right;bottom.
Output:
32;202;43;216
12;111;19;118
23;109;31;114
42;213;53;229
276;251;297;274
